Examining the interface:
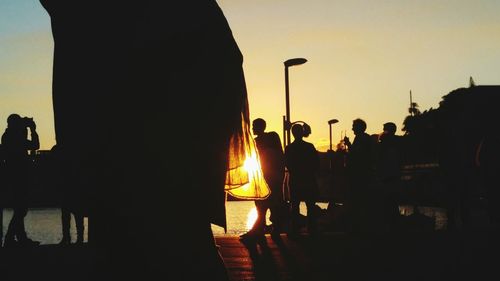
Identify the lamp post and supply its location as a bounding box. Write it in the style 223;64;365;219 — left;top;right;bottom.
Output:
283;58;307;148
328;119;339;151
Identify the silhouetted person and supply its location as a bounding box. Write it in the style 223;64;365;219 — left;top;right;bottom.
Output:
41;1;250;280
285;124;320;236
343;118;377;232
1;114;40;247
376;122;403;231
240;118;286;242
325;140;349;230
50;145;85;245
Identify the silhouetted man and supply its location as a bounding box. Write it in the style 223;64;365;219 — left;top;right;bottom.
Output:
343;118;377;232
1;114;40;247
240;118;286;242
285;124;320;236
376;122;402;231
41;1;248;280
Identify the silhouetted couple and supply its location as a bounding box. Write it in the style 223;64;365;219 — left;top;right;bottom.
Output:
1;114;40;247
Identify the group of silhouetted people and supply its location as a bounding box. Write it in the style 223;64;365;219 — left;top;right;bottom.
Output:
5;1;498;280
342;119;404;232
239;117;408;239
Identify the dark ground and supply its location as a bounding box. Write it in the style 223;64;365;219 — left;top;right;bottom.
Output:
1;219;498;281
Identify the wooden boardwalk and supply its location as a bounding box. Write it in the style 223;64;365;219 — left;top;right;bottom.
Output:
216;228;499;281
0;227;498;281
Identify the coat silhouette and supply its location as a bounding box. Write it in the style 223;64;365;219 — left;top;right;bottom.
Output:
41;1;247;279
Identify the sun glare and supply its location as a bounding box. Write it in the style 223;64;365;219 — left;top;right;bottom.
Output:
243;154;260;175
238;154;261;192
246;207;258;230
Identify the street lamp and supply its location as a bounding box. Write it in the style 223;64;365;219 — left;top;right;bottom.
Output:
328;119;339;151
283;58;307;148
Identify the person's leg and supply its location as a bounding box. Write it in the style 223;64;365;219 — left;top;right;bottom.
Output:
305;200;318;234
241;200;266;241
60;208;71;244
15;208;36;243
4;208;17;245
289;198;301;235
253;200;267;235
74;212;85;244
6;208;37;246
269;201;285;234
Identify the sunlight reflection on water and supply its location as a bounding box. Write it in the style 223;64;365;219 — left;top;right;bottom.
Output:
211;201;328;236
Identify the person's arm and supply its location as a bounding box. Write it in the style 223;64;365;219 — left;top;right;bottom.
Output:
343;136;351;148
27;122;40;151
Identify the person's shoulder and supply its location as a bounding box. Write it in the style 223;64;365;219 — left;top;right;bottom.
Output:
264;131;280;139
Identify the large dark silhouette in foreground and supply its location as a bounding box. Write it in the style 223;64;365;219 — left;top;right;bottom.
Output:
41;1;248;279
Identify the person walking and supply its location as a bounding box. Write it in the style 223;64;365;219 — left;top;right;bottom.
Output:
240;118;286;242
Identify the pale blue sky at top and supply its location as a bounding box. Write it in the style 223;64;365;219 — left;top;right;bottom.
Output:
1;0;500;150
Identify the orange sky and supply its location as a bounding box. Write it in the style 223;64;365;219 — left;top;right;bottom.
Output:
1;0;500;150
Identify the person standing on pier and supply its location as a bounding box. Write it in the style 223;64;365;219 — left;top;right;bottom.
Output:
285;123;320;236
1;114;40;247
376;122;403;231
240;118;286;242
343;118;377;232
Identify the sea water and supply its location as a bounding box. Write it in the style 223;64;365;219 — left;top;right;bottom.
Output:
1;202;446;245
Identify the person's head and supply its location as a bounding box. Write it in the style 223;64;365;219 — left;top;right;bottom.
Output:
352;118;367;136
7;113;22;129
291;123;304;140
252;118;266;136
383;122;397;135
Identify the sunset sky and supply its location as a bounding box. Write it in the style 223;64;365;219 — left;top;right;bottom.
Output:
1;0;500;151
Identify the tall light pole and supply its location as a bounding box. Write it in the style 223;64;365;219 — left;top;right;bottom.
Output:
283;58;307;148
328;119;339;151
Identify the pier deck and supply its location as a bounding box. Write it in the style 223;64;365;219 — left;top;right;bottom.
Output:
0;226;498;281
